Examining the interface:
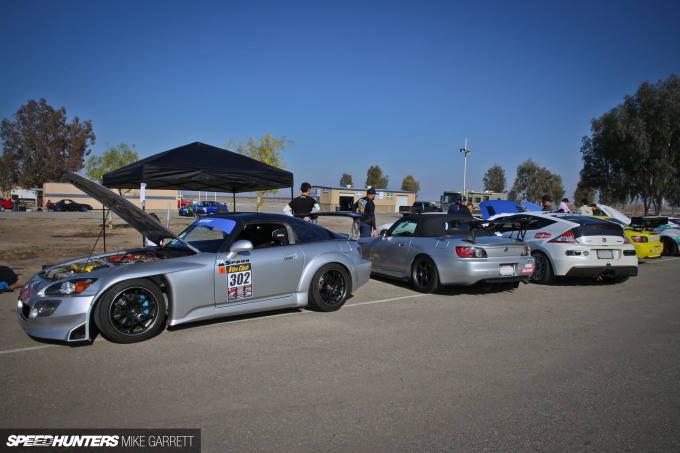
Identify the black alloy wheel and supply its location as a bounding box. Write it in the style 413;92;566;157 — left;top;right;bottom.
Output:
308;264;350;312
94;279;167;343
411;255;440;293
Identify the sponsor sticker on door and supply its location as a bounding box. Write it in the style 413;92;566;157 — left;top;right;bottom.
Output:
227;262;253;301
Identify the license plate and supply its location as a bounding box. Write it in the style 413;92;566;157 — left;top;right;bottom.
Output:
499;264;515;276
654;247;658;254
597;250;614;259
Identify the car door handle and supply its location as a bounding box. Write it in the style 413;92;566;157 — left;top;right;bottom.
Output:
398;243;407;247
284;254;297;260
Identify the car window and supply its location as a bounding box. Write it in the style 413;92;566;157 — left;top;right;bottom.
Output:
237;223;290;248
390;219;418;236
290;221;331;243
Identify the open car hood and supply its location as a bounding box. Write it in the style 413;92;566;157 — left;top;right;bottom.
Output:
63;173;191;249
479;200;528;220
597;204;632;225
520;201;542;211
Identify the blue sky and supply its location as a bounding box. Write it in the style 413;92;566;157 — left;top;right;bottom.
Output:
1;0;679;201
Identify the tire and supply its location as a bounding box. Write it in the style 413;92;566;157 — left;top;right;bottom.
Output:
0;206;5;212
530;251;555;284
308;263;350;312
94;279;167;343
411;255;440;293
55;205;62;212
81;206;88;212
661;236;678;256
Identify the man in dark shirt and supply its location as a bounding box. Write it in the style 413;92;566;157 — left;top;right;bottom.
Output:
353;188;377;237
284;182;320;221
447;196;467;214
541;195;558;212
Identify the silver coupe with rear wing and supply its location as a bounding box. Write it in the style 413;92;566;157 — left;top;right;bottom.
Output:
18;174;371;344
358;213;534;292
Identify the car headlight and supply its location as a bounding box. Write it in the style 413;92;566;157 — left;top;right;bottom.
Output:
45;278;97;295
29;300;61;318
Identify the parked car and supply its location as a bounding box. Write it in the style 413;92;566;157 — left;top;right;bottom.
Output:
481;200;638;284
656;217;680;256
593;206;664;259
399;201;442;216
0;197;12;211
358;213;534;292
47;199;94;212
179;200;226;216
18;174;372;344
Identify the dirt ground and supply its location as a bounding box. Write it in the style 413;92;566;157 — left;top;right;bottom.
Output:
0;205;363;290
0;212;189;289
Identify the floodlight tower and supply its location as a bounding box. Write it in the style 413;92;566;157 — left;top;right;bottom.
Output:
460;138;471;199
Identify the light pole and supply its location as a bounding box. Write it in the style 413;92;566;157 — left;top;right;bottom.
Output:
460;138;471;199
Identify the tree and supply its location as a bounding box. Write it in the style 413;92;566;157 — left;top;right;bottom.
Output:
85;143;139;184
483;164;506;192
339;173;353;187
573;178;597;206
507;159;564;203
226;134;292;211
580;74;680;214
401;175;420;193
0;98;96;189
365;165;388;189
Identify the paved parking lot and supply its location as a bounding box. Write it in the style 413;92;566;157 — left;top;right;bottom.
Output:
1;236;679;452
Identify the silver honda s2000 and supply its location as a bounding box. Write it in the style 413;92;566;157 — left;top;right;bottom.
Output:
18;174;371;344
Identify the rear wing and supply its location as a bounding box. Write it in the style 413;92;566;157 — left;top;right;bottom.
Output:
483;216;539;242
630;216;668;230
461;217;536;243
293;212;362;240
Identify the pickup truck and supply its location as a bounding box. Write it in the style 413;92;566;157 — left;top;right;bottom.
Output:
399;201;442;216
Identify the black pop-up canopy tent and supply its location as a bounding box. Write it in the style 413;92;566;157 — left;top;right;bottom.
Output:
102;142;295;206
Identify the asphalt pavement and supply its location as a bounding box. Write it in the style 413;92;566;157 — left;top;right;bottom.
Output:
1;247;679;451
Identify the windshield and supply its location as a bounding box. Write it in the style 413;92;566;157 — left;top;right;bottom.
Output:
166;217;237;253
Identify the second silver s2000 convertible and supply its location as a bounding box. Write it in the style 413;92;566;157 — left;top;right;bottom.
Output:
359;214;535;293
18;174;372;344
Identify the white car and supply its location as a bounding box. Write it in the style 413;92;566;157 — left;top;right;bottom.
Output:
657;217;680;256
480;201;638;284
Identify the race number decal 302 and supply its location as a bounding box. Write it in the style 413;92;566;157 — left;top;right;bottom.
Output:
227;263;253;301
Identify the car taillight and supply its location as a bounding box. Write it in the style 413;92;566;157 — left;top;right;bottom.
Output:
630;235;647;243
356;245;362;256
522;245;530;256
623;237;630;244
549;230;578;244
456;246;487;258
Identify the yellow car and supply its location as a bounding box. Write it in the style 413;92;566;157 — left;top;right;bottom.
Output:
595;211;664;259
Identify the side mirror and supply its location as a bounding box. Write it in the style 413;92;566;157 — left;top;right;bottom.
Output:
226;240;253;260
379;229;388;238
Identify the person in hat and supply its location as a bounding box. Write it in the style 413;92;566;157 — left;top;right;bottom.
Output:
558;197;571;213
541;195;558;212
353;188;377;237
284;182;320;221
447;196;468;214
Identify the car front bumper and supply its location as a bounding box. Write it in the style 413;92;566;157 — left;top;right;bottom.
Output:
17;279;96;342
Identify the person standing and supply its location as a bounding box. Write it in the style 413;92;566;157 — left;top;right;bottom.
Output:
447;196;467;214
577;199;593;216
284;182;321;221
541;195;558;212
465;202;475;216
353;188;377;237
558;198;571;212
